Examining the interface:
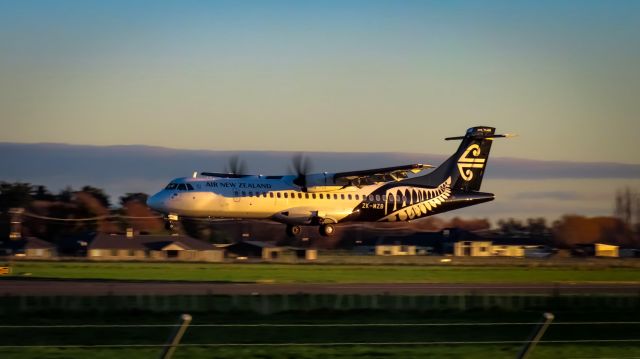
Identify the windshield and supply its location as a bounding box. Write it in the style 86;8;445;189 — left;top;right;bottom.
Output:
165;183;178;190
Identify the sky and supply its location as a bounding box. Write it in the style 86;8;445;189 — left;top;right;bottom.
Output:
0;1;639;221
1;0;639;163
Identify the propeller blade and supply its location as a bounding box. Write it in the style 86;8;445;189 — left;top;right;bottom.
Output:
225;155;247;175
291;153;312;191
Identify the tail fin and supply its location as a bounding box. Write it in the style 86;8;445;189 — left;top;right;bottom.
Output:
404;126;504;191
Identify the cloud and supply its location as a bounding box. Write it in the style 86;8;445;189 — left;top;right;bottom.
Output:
2;142;637;221
512;191;583;201
487;157;640;180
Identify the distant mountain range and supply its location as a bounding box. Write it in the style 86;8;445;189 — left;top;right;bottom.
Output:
1;142;639;219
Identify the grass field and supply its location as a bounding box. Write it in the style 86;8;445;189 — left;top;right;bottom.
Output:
1;310;639;359
5;260;640;283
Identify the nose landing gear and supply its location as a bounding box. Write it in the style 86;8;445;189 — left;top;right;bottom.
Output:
164;213;180;231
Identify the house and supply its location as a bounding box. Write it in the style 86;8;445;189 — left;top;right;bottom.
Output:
0;237;56;258
453;238;550;258
453;240;493;257
595;243;619;257
375;244;417;256
221;241;317;261
88;233;224;262
573;243;621;258
353;232;440;256
489;238;552;258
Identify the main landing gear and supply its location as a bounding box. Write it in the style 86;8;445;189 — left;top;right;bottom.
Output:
319;223;335;236
285;224;336;237
286;225;302;237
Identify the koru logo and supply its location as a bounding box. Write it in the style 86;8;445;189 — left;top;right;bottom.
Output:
457;144;485;181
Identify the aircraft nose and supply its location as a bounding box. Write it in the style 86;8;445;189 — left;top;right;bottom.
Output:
146;192;167;213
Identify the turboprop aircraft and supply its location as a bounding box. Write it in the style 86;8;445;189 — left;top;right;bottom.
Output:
147;126;509;237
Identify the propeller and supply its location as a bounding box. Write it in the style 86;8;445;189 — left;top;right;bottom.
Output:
224;155;247;175
291;153;312;191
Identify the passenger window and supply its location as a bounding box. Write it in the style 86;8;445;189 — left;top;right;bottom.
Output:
333;194;338;199
355;194;359;200
177;184;187;191
277;193;281;198
341;194;345;200
312;194;316;199
298;193;303;199
348;194;352;200
249;191;253;197
242;191;246;197
375;195;381;202
186;184;194;190
305;193;309;199
284;193;288;198
369;195;374;201
269;193;274;198
319;194;323;199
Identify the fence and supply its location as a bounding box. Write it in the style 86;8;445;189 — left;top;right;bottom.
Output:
1;315;639;359
2;293;639;314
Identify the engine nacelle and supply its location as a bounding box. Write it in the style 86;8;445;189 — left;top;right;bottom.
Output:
300;173;343;192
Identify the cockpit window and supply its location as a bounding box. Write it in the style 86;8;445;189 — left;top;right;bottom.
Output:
186;183;194;190
177;184;187;191
165;183;178;190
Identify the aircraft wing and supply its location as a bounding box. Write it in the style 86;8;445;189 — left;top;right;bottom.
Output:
200;172;252;178
333;164;432;186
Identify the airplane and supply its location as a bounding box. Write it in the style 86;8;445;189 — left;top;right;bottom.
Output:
147;126;510;237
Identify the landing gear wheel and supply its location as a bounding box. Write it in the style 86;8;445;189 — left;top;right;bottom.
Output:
320;224;335;237
286;225;302;237
164;220;175;230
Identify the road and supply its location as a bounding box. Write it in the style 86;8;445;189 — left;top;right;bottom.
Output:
2;279;639;296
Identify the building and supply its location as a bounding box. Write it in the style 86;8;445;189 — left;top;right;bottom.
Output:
0;237;56;258
88;233;224;262
221;241;317;261
375;244;417;256
453;240;493;257
595;243;619;257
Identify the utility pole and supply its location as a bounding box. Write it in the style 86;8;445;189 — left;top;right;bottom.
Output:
9;208;24;240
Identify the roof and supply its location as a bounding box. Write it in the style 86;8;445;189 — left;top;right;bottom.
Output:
490;238;550;246
239;241;279;248
88;234;219;251
0;237;55;250
24;237;56;249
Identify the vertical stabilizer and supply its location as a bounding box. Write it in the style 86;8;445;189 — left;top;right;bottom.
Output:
403;126;500;191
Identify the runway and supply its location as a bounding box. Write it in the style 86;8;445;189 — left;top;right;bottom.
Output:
2;279;639;296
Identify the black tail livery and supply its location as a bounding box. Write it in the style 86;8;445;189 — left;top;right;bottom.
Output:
404;126;506;191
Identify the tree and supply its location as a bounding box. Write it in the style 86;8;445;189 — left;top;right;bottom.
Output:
614;187;637;227
80;186;111;208
0;182;34;209
119;193;149;207
497;218;526;236
552;215;633;248
57;186;74;203
33;185;55;201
